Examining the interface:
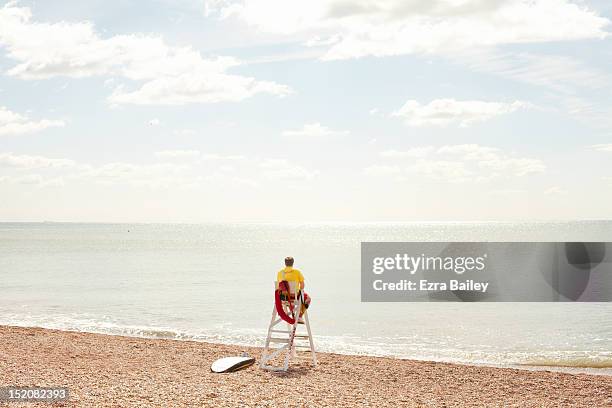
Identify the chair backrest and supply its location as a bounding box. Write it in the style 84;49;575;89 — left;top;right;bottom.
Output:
275;280;299;299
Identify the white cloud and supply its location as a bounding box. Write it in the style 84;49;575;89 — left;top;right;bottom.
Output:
219;165;234;172
489;189;527;197
79;162;193;188
391;99;528;127
149;118;161;126
8;174;43;185
440;144;545;177
0;106;64;136
202;153;246;161
477;156;545;177
0;150;320;191
282;122;349;137
407;159;473;183
369;144;545;183
305;34;342;47
591;144;612;152
380;147;434;158
259;159;318;180
108;70;291;105
456;51;609;93
363;164;401;176
173;128;197;136
436;144;500;161
0;4;291;105
0;152;75;169
0;174;65;187
210;0;609;60
545;186;568;195
453;51;612;129
154;150;201;159
231;177;258;188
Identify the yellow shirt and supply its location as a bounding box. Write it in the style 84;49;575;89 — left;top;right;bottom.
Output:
277;267;304;284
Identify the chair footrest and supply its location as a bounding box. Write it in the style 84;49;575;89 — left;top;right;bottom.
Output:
269;330;310;337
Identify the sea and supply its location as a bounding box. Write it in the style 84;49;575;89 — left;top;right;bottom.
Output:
1;221;611;375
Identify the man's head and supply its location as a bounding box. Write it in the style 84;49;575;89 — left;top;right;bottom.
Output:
284;256;294;267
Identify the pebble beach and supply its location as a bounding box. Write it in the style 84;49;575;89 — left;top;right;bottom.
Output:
1;325;611;407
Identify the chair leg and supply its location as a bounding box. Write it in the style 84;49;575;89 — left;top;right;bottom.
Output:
282;299;301;371
304;311;317;366
260;305;277;367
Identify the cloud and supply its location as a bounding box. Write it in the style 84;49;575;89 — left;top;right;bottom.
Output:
591;144;612;152
391;99;528;127
259;159;318;180
368;144;545;183
0;173;65;187
407;159;474;183
545;186;568;195
477;156;545;177
0;150;319;190
173;128;197;136
210;0;609;60
79;161;193;188
489;189;527;197
455;51;609;93
6;174;43;185
380;147;434;158
202;153;246;161
154;150;201;159
282;122;349;137
108;69;291;105
231;177;258;188
363;164;401;176
149;118;161;126
440;144;545;177
0;152;75;169
452;51;612;129
0;3;291;105
0;106;64;136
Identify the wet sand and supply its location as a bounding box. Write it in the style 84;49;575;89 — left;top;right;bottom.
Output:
1;326;611;407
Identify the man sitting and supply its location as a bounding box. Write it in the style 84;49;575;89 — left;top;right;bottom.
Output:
277;256;310;321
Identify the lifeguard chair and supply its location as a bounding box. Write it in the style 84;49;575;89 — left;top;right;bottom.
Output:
260;280;316;371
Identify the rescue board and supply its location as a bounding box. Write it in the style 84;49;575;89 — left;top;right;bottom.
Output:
211;356;255;373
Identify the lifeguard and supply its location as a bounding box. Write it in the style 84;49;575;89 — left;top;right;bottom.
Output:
277;256;305;290
276;256;311;322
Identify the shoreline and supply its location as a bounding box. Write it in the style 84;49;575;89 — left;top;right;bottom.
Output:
3;323;611;377
2;326;611;407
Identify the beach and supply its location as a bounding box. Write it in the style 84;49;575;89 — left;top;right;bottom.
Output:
3;223;612;369
1;326;610;407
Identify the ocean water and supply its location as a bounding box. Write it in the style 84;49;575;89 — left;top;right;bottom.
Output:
1;222;611;375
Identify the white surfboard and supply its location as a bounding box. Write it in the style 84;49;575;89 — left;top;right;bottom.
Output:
211;356;256;373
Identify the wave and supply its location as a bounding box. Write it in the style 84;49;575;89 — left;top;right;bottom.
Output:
520;358;612;369
0;315;265;347
3;315;612;374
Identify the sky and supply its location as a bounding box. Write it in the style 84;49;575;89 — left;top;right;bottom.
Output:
1;0;612;222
